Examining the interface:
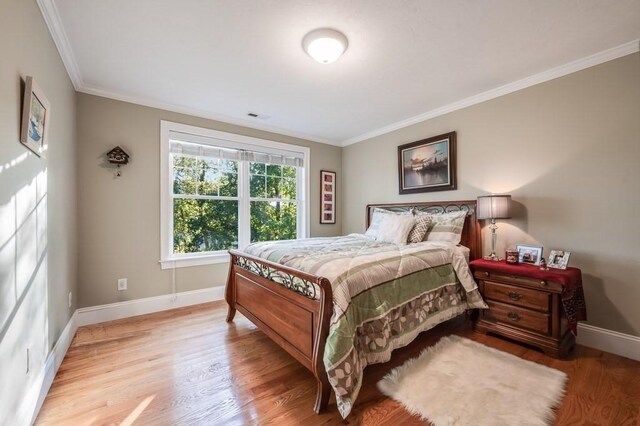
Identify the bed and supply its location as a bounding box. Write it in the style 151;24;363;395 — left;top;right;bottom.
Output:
225;200;486;417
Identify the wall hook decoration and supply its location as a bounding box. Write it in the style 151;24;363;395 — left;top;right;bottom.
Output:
106;146;130;177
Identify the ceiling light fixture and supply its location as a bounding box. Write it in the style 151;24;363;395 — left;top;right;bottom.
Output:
302;28;348;64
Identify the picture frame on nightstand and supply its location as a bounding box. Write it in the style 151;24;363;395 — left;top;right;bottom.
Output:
548;250;571;269
515;244;543;265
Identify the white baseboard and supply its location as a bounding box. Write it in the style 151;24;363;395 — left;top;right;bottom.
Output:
25;287;224;424
21;310;79;425
76;286;225;327
577;323;640;361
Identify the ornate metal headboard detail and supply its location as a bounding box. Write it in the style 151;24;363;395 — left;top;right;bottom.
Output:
365;200;481;261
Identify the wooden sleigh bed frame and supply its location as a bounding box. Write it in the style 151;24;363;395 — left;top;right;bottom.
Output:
225;200;481;413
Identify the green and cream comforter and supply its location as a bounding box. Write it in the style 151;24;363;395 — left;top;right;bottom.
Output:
243;234;487;418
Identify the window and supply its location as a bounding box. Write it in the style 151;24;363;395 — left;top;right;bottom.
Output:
160;121;309;269
172;154;239;253
249;162;299;243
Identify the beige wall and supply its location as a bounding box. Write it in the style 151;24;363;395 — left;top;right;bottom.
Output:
76;93;342;307
0;0;78;423
343;54;640;336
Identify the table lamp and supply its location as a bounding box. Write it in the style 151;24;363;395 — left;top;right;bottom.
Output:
477;195;512;261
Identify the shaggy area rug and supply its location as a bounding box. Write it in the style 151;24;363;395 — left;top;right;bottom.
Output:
378;335;567;426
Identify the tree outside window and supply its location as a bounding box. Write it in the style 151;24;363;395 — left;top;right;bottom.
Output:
172;154;299;254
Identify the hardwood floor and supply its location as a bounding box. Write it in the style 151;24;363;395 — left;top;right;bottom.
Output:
36;301;640;425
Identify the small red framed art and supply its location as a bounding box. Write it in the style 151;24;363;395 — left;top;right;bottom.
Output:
320;170;336;224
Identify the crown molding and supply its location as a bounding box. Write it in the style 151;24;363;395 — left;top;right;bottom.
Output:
79;84;341;146
37;0;83;90
342;39;640;146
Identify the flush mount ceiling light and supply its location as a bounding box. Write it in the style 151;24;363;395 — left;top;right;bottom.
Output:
302;28;348;64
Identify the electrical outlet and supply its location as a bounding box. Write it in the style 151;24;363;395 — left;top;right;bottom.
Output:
117;278;127;291
68;292;72;308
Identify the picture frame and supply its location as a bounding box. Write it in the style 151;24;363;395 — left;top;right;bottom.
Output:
397;131;456;194
320;170;336;224
515;244;543;266
547;250;571;270
20;76;50;158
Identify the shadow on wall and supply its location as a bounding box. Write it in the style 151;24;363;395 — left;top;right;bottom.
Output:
498;195;578;248
0;155;49;423
581;272;635;335
508;200;528;234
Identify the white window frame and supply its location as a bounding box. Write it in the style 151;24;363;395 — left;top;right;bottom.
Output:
160;120;310;269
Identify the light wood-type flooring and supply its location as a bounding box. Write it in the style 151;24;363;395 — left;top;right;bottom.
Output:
36;301;640;425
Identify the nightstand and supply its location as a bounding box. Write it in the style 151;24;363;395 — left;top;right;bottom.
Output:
470;259;581;358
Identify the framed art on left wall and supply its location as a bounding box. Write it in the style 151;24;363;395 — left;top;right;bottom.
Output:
20;76;50;158
320;170;336;224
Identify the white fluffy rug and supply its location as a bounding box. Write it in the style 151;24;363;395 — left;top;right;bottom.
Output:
378;335;567;426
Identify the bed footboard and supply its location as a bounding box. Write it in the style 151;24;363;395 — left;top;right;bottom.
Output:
225;250;333;413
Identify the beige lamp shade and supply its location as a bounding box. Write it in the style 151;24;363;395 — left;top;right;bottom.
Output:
477;195;512;220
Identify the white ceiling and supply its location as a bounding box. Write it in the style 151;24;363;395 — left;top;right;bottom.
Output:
41;0;640;146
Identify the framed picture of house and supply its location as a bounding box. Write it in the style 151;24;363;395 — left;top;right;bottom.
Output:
320;170;336;224
20;76;50;158
516;244;544;266
397;131;456;194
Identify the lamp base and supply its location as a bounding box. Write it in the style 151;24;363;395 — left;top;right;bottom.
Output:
485;220;504;261
483;254;504;261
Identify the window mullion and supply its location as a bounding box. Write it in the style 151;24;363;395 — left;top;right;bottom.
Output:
173;194;239;201
168;153;175;257
296;166;303;238
238;161;250;249
248;197;295;203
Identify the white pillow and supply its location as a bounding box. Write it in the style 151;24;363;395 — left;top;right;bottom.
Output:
375;214;416;244
419;210;467;244
365;208;411;239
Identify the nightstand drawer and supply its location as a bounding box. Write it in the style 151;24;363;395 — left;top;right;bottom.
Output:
474;270;559;291
484;281;549;312
484;301;550;335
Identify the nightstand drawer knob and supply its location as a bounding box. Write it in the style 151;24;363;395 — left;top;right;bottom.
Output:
484;271;489;277
507;311;521;321
508;292;522;301
540;280;546;286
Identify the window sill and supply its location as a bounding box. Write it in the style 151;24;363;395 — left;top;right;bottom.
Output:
159;252;231;269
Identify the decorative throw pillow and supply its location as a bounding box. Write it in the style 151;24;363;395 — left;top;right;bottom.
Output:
420;210;467;244
365;208;412;239
407;214;432;243
376;214;416;244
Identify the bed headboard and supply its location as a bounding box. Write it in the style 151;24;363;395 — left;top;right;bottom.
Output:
365;200;481;261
